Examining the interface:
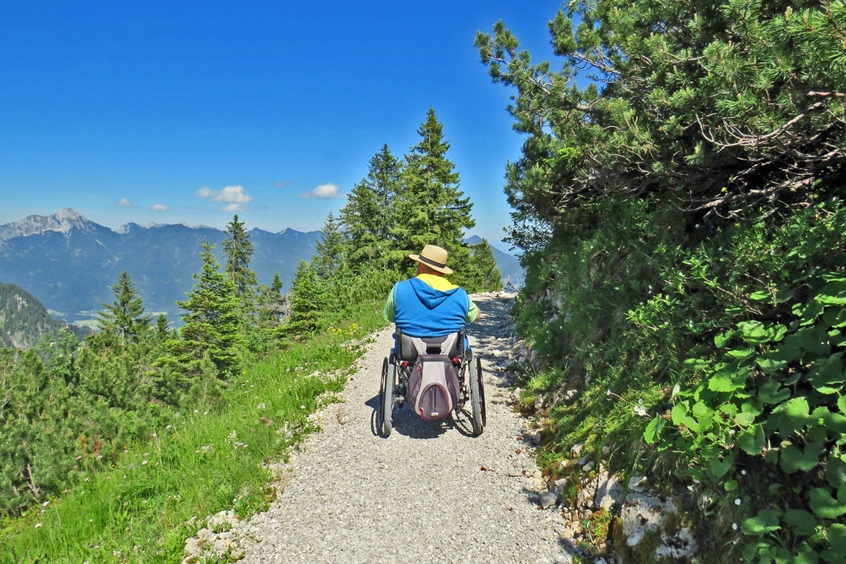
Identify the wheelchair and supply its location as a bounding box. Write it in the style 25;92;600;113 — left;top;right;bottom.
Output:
377;327;486;437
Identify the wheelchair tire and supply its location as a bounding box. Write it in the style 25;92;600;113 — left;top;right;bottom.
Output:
470;356;485;436
379;358;394;437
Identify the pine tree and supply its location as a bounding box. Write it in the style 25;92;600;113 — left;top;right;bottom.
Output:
466;239;503;293
175;241;243;376
312;212;346;281
155;314;170;341
284;260;327;337
340;144;402;269
257;272;287;326
392;109;475;269
96;271;150;343
222;214;257;298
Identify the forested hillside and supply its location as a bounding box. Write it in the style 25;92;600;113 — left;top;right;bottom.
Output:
0;281;88;348
0;108;502;562
476;0;846;561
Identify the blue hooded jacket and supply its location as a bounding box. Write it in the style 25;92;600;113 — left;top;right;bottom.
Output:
390;277;471;337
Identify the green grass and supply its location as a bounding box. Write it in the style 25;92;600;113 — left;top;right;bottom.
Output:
1;303;386;563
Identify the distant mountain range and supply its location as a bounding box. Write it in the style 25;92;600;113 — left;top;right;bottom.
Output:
0;209;523;327
0;209;321;325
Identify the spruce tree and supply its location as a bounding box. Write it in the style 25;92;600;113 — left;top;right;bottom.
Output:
393;109;475;269
257;272;287;326
340;144;402;269
312;212;346;281
467;239;503;293
175;241;243;376
222;214;257;298
96;271;150;343
284;259;326;337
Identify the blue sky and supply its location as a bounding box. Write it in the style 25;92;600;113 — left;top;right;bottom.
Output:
0;1;565;247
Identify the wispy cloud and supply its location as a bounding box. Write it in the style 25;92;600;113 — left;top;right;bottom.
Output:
196;185;253;212
116;198;132;207
275;180;296;188
152;204;168;211
300;183;342;199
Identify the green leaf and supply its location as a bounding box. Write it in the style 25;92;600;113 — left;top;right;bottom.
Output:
724;479;739;492
714;330;733;348
671;402;688;426
810;487;846;519
758;379;790;404
735;411;755;427
827;455;846;488
823;308;846;329
742;509;781;536
780;443;823;473
739;423;766;455
794;300;824;326
807;353;846;391
774;397;811;436
709;455;733;478
750;290;771;302
827;523;846;555
784;509;817;536
709;369;747;392
817;280;846;306
756;355;788;373
727;347;754;359
839;395;846;415
643;416;666;444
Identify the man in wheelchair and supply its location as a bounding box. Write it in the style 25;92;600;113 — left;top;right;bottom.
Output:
379;244;484;436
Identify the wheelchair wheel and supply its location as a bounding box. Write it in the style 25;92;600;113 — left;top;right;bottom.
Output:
379;358;395;437
469;356;485;436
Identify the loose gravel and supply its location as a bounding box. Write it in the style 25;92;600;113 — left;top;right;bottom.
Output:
229;293;574;563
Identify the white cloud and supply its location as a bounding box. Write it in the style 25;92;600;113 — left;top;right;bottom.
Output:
152;204;168;211
213;185;252;204
116;198;131;207
300;183;341;199
196;185;253;211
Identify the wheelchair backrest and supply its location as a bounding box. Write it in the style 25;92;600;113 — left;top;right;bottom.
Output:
395;329;463;362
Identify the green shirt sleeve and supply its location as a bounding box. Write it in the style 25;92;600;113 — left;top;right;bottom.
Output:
383;286;396;322
466;296;479;324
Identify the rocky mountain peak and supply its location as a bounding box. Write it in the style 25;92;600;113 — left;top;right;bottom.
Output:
0;208;103;242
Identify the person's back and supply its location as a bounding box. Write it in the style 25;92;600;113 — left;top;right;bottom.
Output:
383;244;478;339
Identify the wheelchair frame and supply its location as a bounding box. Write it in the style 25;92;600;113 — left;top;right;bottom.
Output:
377;328;486;437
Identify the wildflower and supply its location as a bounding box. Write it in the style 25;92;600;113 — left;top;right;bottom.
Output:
42;501;49;507
142;460;148;465
735;498;742;505
732;523;738;531
35;523;42;529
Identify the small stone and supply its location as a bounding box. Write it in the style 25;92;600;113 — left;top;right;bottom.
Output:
582;461;595;472
539;492;558;509
571;443;584;456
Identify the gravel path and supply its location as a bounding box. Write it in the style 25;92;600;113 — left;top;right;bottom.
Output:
231;293;573;563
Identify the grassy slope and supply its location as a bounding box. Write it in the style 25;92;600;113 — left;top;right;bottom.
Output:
0;305;386;563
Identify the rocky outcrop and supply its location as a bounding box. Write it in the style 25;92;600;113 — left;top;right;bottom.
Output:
0;208;95;241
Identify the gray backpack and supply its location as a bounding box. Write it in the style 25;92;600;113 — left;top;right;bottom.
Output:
404;332;461;420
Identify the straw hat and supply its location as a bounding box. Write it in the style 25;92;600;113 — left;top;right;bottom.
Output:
409;244;453;275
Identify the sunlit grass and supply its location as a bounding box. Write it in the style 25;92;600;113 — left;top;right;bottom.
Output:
1;303;386;563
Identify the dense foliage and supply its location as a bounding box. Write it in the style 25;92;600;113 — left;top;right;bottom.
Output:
478;0;845;561
293;108;503;322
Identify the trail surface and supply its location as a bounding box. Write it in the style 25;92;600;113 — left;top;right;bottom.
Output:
232;293;573;563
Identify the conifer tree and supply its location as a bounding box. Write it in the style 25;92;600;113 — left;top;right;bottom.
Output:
312;212;346;281
393;109;475;268
257;272;287;326
467;239;503;293
284;259;326;336
175;241;243;376
340;144;402;268
222;214;257;298
96;271;150;343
